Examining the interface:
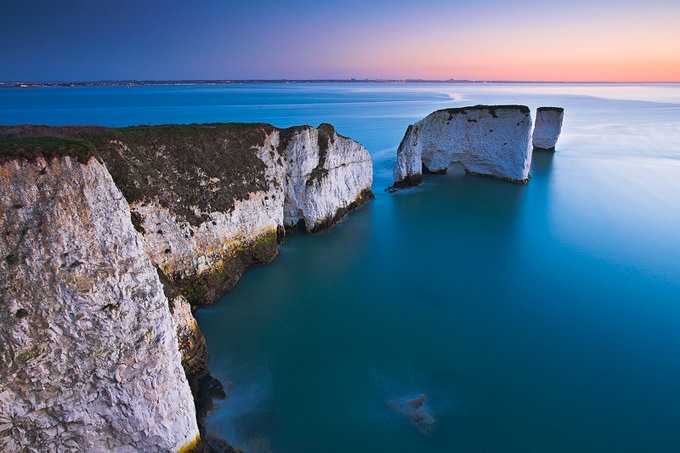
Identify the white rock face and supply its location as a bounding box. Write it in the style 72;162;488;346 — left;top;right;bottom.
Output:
133;187;282;304
132;123;372;305
169;292;208;383
393;105;533;185
0;156;200;452
532;107;564;150
282;123;373;231
0;122;372;451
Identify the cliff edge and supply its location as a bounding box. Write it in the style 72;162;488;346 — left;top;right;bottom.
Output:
1;123;373;307
0;122;372;451
0;155;200;452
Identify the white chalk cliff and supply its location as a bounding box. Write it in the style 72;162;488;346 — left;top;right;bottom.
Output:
393;105;534;186
532;107;564;150
0;122;373;451
121;123;373;306
282;123;373;230
0;155;200;452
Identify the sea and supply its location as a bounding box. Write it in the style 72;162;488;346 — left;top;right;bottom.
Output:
2;82;680;452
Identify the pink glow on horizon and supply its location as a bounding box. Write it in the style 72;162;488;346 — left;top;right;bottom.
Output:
312;5;680;83
342;60;680;83
3;0;680;82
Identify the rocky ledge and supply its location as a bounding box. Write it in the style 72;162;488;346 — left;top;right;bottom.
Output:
0;123;373;451
392;105;534;187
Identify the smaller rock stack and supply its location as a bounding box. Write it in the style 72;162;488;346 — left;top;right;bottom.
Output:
532;107;564;151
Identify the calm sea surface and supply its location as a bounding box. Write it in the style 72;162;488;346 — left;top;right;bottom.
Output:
3;83;680;452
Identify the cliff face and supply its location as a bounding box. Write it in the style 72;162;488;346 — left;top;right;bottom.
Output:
1;123;373;307
533;107;564;151
393;105;533;186
170;294;209;388
114;123;372;307
0;155;200;452
281;123;373;232
0;122;373;451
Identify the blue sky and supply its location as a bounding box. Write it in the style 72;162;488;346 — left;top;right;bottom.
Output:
2;0;679;81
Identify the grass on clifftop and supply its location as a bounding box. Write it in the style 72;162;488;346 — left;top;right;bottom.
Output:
0;122;352;226
100;123;274;225
0;123;276;226
0;136;94;163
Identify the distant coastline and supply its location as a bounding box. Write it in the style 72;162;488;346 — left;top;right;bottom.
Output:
2;79;677;88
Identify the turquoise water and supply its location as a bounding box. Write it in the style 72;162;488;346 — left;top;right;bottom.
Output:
3;83;680;452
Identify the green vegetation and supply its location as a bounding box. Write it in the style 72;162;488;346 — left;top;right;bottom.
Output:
155;266;181;311
308;188;374;233
18;347;41;362
306;166;328;187
175;230;278;306
15;308;29;319
306;123;334;186
0;136;94;163
130;211;145;234
0;123;275;226
102;123;274;225
277;123;336;187
0;122;368;308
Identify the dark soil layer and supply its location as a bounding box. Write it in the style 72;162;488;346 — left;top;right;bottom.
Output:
442;104;531;119
537;106;565;113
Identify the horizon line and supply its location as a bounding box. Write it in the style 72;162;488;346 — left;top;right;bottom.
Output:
2;78;680;86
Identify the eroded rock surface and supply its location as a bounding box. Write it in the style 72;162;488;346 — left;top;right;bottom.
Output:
0;155;200;452
281;123;373;231
1;123;373;307
0;122;373;451
393;105;533;186
533;107;564;151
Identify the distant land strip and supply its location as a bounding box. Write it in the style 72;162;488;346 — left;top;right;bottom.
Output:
2;79;676;88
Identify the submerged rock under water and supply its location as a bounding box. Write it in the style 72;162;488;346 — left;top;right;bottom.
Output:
387;393;437;435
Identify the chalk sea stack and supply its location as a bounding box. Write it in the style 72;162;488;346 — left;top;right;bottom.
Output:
0;123;373;451
393;105;534;187
532;107;564;151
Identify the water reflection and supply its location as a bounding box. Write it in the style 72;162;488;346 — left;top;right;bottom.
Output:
530;149;555;176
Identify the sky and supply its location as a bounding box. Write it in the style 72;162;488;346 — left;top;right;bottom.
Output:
1;0;679;82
